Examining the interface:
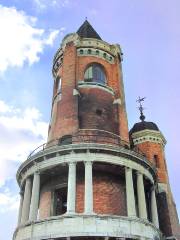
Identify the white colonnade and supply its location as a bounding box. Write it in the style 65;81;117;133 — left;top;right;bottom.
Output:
18;161;159;229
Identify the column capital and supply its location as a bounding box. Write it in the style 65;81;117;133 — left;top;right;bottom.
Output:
136;171;143;176
125;166;132;171
68;161;77;166
84;160;93;166
34;170;40;175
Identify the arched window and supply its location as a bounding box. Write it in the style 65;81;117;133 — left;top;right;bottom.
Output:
56;77;62;93
96;50;99;55
84;64;106;85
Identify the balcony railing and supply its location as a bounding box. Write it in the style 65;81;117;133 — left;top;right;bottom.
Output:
27;129;145;160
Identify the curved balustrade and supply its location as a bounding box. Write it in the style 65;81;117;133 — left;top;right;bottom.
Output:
27;129;145;159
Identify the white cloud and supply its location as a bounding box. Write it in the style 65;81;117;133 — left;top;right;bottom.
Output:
0;100;48;187
0;188;19;213
33;0;70;10
0;100;12;113
0;5;60;73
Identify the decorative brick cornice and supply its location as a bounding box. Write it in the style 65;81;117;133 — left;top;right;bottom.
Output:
131;129;166;147
52;33;123;78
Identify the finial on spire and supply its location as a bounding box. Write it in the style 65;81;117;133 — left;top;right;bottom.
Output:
136;96;146;121
85;17;87;20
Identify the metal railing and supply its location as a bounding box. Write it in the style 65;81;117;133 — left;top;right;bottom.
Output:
27;129;145;159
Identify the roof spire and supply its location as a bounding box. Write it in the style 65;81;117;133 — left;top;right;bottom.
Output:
77;20;102;40
136;96;146;121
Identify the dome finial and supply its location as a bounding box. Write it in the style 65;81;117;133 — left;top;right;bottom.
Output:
136;96;146;121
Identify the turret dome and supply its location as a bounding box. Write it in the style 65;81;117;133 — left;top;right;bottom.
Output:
130;121;159;135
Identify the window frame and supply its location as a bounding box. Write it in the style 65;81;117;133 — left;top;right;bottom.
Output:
84;63;107;85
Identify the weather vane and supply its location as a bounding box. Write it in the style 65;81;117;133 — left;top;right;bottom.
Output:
136;96;146;121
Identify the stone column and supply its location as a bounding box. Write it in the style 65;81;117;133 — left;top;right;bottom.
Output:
137;172;147;219
67;162;76;213
151;187;159;228
21;177;32;224
84;161;93;214
17;190;24;225
125;167;136;217
29;172;40;221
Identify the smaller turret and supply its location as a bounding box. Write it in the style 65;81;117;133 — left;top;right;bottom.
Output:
129;98;180;239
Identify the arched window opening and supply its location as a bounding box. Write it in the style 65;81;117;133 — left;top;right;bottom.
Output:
53;187;67;215
154;155;160;168
56;77;62;93
80;49;83;54
84;64;106;85
88;49;92;54
96;50;99;55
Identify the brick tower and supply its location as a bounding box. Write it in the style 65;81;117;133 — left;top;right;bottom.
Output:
13;20;179;240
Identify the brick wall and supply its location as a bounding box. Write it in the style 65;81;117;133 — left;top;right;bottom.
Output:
76;170;127;216
135;141;168;183
39;191;51;219
39;167;127;218
78;87;119;134
48;42;79;142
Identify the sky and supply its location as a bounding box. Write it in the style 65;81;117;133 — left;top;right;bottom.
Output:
0;0;179;239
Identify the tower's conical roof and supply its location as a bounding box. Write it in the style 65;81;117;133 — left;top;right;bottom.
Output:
77;20;102;40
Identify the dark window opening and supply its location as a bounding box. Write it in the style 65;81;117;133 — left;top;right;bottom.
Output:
80;49;83;54
84;64;106;85
54;187;67;215
103;52;107;58
59;135;72;145
96;109;102;116
154;155;160;168
88;49;92;54
96;50;99;55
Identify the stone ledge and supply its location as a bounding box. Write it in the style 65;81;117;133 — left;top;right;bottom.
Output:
78;81;115;95
13;214;162;240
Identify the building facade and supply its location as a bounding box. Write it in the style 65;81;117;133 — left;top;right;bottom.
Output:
13;20;180;240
